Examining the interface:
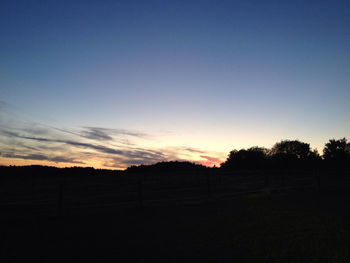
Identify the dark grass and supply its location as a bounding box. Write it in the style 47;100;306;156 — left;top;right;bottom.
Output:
2;192;350;262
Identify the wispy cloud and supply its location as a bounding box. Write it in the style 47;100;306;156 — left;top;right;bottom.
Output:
1;130;124;155
1;152;84;164
0;101;225;168
0;127;170;167
81;127;114;141
183;147;206;154
200;155;223;164
46;126;148;145
81;126;149;140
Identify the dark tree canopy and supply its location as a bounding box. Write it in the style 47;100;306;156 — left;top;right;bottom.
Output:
126;161;206;174
269;140;320;168
221;140;323;170
270;140;312;159
323;138;350;164
221;146;268;169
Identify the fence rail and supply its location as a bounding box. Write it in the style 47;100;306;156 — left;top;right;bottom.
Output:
1;169;350;217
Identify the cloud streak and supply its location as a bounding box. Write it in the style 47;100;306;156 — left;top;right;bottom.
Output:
81;127;149;141
1;153;84;164
1;129;225;168
81;127;114;141
1;130;124;155
0;102;225;168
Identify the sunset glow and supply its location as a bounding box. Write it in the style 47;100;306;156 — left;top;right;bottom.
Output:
1;1;349;169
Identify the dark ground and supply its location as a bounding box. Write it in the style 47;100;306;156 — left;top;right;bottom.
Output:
2;190;350;263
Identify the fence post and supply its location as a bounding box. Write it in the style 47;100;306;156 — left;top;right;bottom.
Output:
31;173;35;203
316;169;321;192
138;177;143;208
207;171;212;199
57;183;64;217
264;171;270;194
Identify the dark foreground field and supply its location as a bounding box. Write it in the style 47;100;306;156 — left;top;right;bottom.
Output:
2;191;350;263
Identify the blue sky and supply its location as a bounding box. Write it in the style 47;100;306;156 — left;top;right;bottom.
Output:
1;0;349;168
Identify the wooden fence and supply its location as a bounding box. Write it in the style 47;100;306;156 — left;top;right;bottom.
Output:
1;169;350;217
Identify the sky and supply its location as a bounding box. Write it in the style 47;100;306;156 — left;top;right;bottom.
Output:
1;0;349;169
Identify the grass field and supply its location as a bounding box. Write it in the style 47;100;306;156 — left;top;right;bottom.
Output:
2;192;350;262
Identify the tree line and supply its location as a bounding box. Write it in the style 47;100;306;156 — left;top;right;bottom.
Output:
1;138;349;176
221;138;350;170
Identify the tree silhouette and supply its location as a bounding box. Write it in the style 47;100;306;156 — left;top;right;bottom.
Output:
126;161;207;174
323;138;350;165
221;146;268;169
269;140;319;168
270;140;311;158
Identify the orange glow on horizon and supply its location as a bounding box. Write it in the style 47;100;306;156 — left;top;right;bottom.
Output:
0;153;225;170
